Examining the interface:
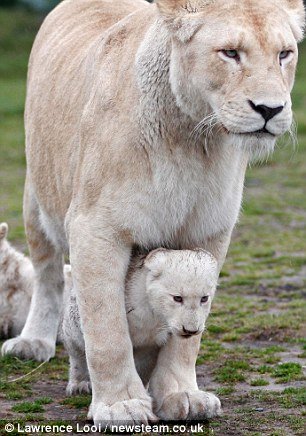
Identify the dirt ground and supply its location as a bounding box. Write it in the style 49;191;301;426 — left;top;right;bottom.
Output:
1;285;305;436
0;345;305;435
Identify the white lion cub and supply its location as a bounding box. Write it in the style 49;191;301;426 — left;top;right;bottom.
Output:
62;248;218;395
0;223;34;338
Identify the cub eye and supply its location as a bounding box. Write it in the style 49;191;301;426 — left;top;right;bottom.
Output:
279;50;292;61
222;49;240;61
201;296;209;304
173;296;183;303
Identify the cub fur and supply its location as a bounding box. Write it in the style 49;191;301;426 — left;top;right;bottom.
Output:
62;249;218;395
0;225;69;343
0;223;33;338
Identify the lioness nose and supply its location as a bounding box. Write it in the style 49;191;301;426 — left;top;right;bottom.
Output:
182;326;199;336
249;100;284;122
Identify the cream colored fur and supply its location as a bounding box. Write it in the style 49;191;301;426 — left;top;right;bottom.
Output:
2;0;304;425
0;223;33;339
0;225;69;351
62;249;220;420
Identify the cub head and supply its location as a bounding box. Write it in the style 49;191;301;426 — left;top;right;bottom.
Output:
155;0;305;157
144;248;218;339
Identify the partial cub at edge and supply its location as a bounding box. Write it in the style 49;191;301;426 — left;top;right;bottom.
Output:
0;223;33;338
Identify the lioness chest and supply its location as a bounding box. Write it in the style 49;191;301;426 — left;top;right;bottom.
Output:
100;143;247;248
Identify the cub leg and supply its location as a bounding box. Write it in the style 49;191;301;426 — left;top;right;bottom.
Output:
2;182;64;361
69;217;155;426
61;290;91;395
134;346;159;387
149;335;221;420
67;352;91;396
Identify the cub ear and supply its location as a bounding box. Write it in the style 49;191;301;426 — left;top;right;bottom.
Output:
282;0;305;41
144;248;168;276
193;249;219;277
0;222;8;241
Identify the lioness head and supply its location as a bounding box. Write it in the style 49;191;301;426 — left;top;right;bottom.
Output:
156;0;305;156
144;248;218;338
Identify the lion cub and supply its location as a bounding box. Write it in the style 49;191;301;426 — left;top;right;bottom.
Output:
62;248;218;395
0;223;34;338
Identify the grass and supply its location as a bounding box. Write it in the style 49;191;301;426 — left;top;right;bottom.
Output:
0;5;305;436
0;347;69;401
12;397;52;414
250;378;270;387
0;8;43;243
60;395;91;409
214;361;249;384
272;362;303;383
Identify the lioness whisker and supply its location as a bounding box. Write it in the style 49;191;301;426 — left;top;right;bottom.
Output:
288;116;298;152
188;112;219;151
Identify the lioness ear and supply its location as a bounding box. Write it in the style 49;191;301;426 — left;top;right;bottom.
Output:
281;0;305;41
155;0;205;42
155;0;201;17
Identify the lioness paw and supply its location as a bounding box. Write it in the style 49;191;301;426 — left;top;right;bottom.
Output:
66;380;91;396
187;391;221;419
156;390;221;421
1;337;55;362
88;398;157;427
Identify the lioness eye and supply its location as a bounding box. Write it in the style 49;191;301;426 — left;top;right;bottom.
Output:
201;296;209;304
173;296;183;303
222;49;240;61
279;50;292;60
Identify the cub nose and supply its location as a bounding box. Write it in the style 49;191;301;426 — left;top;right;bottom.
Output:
248;100;284;122
182;326;199;336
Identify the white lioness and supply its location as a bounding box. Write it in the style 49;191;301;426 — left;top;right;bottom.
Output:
2;0;304;425
62;249;219;419
0;223;33;339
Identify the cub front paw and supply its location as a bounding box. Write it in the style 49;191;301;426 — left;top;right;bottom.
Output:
156;390;221;420
1;337;55;362
88;397;157;427
66;380;92;396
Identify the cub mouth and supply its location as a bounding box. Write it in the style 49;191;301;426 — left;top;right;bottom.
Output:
180;331;202;338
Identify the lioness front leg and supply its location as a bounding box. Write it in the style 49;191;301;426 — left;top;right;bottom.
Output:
149;335;221;420
69;218;155;426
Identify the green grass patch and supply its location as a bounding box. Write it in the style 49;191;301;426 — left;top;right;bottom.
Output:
12;401;43;414
11;397;52;414
61;395;91;409
272;362;303;383
214;360;251;384
206;325;228;334
257;365;274;374
215;386;235;395
250;378;269;387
